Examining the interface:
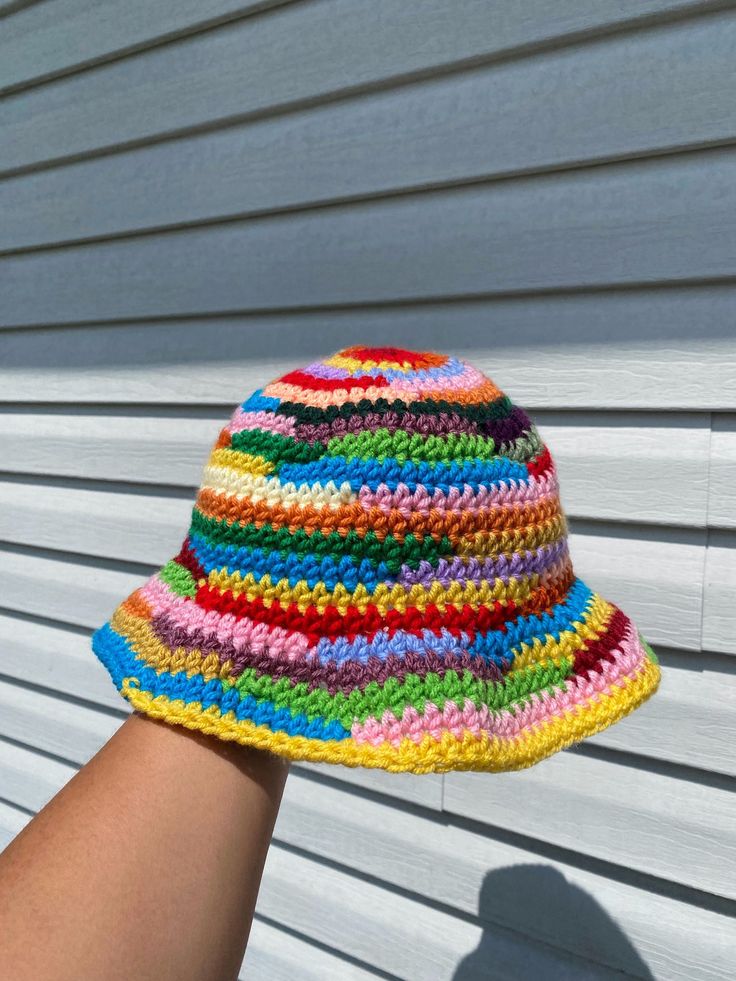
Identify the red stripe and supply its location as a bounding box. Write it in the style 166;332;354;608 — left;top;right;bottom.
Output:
528;446;554;478
572;607;629;680
278;369;388;391
172;538;206;582
194;583;512;643
343;346;448;369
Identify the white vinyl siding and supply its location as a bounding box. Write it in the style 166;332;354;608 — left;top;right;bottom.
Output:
0;3;734;979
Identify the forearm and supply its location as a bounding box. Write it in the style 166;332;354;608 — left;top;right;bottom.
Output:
0;713;289;981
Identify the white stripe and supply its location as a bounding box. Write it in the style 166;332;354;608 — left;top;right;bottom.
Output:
200;464;357;508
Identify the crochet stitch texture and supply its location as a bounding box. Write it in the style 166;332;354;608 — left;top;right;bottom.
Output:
92;345;660;773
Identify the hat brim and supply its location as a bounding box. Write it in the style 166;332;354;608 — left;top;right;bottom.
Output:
92;573;660;774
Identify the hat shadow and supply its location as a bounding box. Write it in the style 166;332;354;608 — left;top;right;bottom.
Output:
453;864;654;980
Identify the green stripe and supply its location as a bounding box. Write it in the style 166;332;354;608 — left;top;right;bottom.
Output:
640;636;659;664
189;509;450;570
230;428;324;465
234;659;575;728
277;394;515;425
500;426;545;464
231;423;543;468
159;560;197;598
328;428;496;464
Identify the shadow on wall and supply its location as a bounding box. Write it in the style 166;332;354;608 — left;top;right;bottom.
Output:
453;864;654;981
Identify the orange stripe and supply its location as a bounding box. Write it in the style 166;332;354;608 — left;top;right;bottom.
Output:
195;487;564;544
121;589;153;619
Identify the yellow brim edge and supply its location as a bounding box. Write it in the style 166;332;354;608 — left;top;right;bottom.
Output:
121;655;660;774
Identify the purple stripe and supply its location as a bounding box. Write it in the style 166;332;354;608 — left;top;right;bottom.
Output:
148;612;505;694
293;405;533;446
396;541;569;588
295;411;481;443
481;406;534;444
302;358;466;383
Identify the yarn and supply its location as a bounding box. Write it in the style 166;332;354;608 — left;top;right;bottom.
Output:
92;346;660;773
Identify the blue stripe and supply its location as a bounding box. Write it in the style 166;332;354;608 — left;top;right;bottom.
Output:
468;578;594;660
188;534;392;590
240;389;281;413
91;624;350;741
310;578;596;667
278;455;528;493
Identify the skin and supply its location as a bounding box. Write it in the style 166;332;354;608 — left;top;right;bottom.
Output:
0;712;289;981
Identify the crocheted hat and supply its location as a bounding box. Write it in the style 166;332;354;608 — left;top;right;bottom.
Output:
92;346;660;773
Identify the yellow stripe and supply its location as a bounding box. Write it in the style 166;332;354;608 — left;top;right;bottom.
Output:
509;593;613;672
206;567;570;613
120;657;660;774
111;607;235;684
456;516;566;556
208;447;275;477
325;353;412;373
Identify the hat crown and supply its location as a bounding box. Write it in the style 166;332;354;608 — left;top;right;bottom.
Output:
196;344;567;601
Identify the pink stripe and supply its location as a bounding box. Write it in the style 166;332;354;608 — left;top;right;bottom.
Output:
351;623;647;746
263;366;496;407
227;409;296;437
359;472;559;515
137;575;311;661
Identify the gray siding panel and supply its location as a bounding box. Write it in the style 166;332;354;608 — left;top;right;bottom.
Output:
0;1;288;93
6;149;736;327
1;3;734;980
1;0;723;172
4;10;736;250
1;297;734;408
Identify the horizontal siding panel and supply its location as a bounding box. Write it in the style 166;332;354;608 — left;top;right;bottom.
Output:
445;752;736;900
0;552;723;773
571;524;705;651
6;10;736;250
0;410;218;487
244;918;379;981
0;547;144;627
258;843;622;981
6;150;736;327
0;801;29;852
273;773;734;981
0;1;284;93
702;533;736;655
1;294;735;409
305;761;442;811
0;612;123;710
537;412;710;526
0;480;706;650
0;409;711;526
0;0;719;173
0;677;120;763
587;654;736;778
708;415;736;528
0;480;190;566
0;737;76;812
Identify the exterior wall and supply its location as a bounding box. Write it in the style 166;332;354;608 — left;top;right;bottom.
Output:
0;2;734;978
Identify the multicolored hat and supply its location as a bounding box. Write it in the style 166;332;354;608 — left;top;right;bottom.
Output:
92;346;660;773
